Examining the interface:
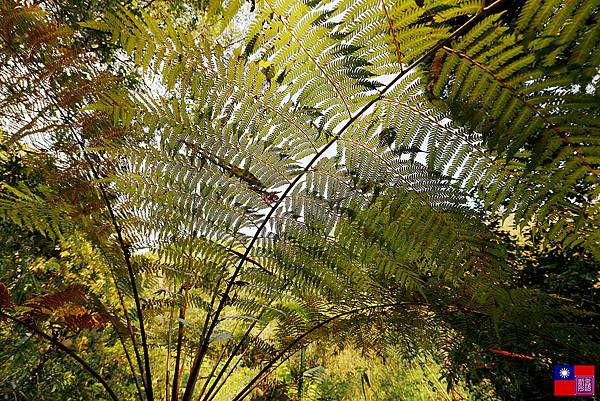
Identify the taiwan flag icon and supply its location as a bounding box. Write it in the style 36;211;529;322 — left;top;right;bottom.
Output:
554;365;595;396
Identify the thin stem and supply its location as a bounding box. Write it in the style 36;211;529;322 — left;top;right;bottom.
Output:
181;276;222;400
196;342;229;400
166;297;174;401
298;347;305;401
105;254;146;401
203;355;244;401
418;354;453;401
200;318;265;401
116;320;146;401
171;289;187;401
201;269;301;401
0;311;120;401
196;317;245;401
196;313;248;401
380;0;403;71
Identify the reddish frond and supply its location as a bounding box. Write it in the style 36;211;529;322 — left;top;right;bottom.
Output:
22;286;108;330
60;305;108;330
489;347;535;360
59;72;119;108
0;282;14;309
23;286;86;313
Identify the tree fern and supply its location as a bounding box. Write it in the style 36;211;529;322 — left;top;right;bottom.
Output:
1;0;599;400
81;1;598;398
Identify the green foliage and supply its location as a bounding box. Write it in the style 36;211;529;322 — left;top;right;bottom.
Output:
0;0;599;400
426;0;600;245
260;347;486;401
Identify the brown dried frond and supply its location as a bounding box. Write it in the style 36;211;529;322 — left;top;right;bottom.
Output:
79;111;123;142
80;111;104;132
100;128;127;139
59;305;108;330
430;50;444;79
59;72;118;108
25;22;73;57
24;286;86;313
22;286;108;330
0;282;14;309
0;1;45;48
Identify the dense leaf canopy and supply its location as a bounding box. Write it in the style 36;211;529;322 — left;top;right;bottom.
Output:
1;0;599;400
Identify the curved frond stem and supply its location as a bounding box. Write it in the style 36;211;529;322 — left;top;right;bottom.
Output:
196;316;245;401
199;309;264;401
195;333;232;400
230;302;439;401
201;272;304;401
182;275;223;400
172;239;200;401
166;298;174;401
441;45;600;183
201;355;245;401
95;246;146;401
380;0;403;71
231;294;578;401
0;310;121;401
180;4;508;400
116;326;146;401
201;322;269;401
227;249;274;275
232;345;300;401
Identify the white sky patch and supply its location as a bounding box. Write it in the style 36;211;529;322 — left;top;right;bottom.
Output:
586;70;600;94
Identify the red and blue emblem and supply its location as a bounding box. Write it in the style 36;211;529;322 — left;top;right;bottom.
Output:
554;365;595;396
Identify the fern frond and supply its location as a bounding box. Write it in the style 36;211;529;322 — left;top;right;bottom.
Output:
22;286;109;330
0;183;73;240
422;0;600;258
